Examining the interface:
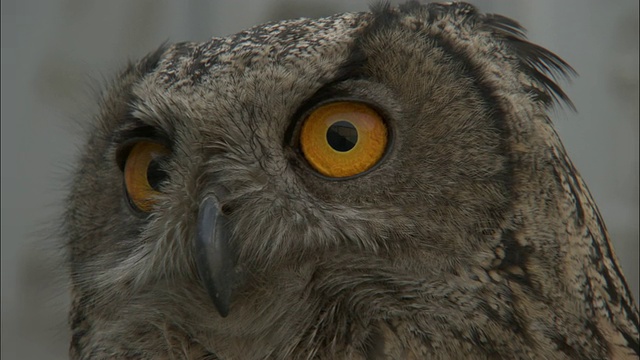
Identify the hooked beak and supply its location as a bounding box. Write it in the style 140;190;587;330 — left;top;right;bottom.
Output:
195;195;237;317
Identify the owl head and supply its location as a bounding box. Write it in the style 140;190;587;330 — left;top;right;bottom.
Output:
66;2;638;358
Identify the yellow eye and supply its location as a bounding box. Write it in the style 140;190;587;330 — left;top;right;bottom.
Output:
300;102;388;178
123;141;170;212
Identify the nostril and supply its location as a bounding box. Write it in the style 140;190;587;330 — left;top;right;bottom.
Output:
221;203;234;216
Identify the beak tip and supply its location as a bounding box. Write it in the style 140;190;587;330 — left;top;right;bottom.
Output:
216;303;230;318
206;281;232;318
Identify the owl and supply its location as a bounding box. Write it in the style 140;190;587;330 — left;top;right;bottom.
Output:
65;2;639;359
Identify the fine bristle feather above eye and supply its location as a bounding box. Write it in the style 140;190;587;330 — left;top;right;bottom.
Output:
481;13;577;111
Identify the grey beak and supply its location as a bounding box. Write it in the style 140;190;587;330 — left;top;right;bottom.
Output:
195;195;236;317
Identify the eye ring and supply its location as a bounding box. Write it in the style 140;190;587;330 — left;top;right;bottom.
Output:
298;101;389;178
122;141;170;212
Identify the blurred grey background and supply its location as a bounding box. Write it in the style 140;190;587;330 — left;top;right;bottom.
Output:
1;1;637;359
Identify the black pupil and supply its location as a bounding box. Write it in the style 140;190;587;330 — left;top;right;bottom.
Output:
147;158;168;191
326;121;358;152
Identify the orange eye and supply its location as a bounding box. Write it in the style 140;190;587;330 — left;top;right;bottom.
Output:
300;102;388;178
123;141;170;212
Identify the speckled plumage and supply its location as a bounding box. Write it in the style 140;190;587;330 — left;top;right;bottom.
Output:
66;2;639;359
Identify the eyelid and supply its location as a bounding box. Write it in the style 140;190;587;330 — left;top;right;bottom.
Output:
289;96;388;148
115;136;172;171
286;78;401;153
111;120;172;166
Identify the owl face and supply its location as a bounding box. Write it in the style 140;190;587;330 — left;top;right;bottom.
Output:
67;3;637;359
